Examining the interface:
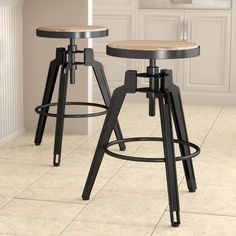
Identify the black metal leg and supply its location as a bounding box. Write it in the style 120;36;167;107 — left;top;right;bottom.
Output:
34;48;65;145
53;64;69;167
159;91;180;227
84;48;126;151
162;70;197;192
170;85;197;192
82;70;137;200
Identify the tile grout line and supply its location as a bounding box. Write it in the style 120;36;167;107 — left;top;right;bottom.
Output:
0;105;147;212
0;120;112;232
176;105;224;191
0;197;14;211
150;202;170;235
75;218;158;231
57;123;160;236
177;105;224;185
194;105;224;151
0;104;225;234
13;196;87;205
90;122;161;197
150;105;224;234
0;134;32;160
60;122;162;235
10;131;102;201
150;206;168;236
177;210;236;218
57;204;88;236
0;134;87;211
0;165;52;211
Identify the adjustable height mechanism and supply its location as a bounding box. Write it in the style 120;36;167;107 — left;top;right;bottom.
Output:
68;38;78;84
146;59;159;117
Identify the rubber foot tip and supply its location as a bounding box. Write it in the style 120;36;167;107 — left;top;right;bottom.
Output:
53;163;60;167
118;142;126;151
172;222;180;227
82;195;90;201
189;188;196;193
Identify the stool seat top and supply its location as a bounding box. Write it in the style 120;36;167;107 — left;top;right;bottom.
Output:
36;25;108;39
107;40;200;59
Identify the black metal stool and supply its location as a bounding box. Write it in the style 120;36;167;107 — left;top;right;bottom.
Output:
82;40;201;227
34;25;125;166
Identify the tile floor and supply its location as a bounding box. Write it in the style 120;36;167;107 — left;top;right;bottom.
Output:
0;102;236;235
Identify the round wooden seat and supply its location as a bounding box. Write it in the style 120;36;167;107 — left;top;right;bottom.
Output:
36;25;108;39
107;40;200;59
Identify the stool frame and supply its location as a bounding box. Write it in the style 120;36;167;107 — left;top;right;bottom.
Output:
34;42;126;166
82;59;200;227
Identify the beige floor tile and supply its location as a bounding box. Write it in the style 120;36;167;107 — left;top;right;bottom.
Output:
179;183;236;217
18;172;108;203
50;152;125;179
122;128;163;170
103;166;169;194
0;103;234;236
0;196;11;208
198;132;236;164
0;233;17;236
0;133;90;166
198;142;236;168
177;105;222;144
123;139;183;169
200;143;236;163
0;199;84;236
0;163;49;197
78;190;167;227
61;221;154;236
194;159;236;187
199;106;236;148
212;106;236;127
117;104;159;138
0;133;30;158
182;105;222;123
153;212;236;236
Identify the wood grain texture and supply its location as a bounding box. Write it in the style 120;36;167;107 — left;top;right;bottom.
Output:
37;25;107;33
108;40;199;51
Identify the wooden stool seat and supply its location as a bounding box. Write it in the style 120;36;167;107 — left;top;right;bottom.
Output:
37;25;108;39
107;40;200;59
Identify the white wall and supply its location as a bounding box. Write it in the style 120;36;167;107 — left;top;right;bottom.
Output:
0;0;24;143
23;0;92;134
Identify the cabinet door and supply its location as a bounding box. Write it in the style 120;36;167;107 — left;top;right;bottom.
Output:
93;8;136;94
139;10;185;86
184;11;231;92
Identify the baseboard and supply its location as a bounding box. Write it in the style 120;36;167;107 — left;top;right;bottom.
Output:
0;127;25;145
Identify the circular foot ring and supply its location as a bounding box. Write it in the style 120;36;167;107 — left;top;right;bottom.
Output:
35;102;108;118
104;137;200;163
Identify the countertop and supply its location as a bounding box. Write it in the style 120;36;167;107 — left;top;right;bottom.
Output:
139;0;232;10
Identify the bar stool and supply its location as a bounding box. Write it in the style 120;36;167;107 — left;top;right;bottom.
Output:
34;25;125;166
82;40;201;227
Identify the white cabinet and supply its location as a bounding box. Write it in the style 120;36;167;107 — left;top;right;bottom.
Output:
93;1;235;103
139;10;231;92
139;11;185;86
92;0;137;93
184;11;231;92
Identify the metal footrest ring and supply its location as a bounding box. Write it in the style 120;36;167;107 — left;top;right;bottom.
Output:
104;137;200;162
35;102;107;118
